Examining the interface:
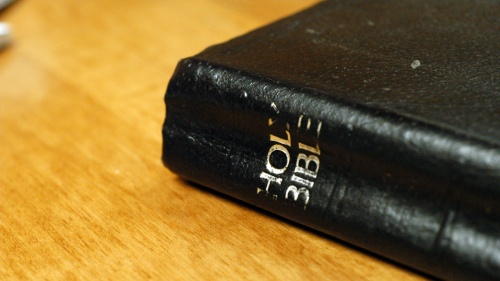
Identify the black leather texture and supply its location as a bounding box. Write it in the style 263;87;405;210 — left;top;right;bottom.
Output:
162;1;500;280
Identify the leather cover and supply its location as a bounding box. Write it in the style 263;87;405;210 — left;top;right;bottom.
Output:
162;1;500;280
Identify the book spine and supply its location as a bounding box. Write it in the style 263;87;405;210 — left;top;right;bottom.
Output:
162;58;500;280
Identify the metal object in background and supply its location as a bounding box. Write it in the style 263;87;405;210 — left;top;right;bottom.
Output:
0;0;14;11
0;22;10;50
0;0;15;50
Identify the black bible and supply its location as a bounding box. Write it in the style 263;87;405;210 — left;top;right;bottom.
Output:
162;1;500;280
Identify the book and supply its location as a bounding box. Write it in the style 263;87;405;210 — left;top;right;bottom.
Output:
161;1;500;280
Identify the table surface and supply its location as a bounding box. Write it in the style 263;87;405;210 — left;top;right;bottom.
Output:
0;1;426;279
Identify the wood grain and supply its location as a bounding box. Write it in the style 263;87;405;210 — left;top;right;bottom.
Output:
0;1;425;280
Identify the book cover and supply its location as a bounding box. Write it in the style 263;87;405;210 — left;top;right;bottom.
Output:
162;1;500;279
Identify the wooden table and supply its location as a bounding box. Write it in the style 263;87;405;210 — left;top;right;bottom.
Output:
0;1;425;279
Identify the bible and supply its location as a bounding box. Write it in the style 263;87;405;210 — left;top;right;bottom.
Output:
162;1;500;280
